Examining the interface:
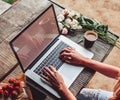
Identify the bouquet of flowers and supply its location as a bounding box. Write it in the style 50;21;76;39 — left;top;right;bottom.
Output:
57;9;82;35
57;9;120;48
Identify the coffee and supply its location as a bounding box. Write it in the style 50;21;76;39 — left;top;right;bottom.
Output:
85;33;97;41
84;31;98;48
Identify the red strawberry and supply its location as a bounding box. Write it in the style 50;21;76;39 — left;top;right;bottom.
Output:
14;82;20;87
8;85;14;92
4;90;9;98
0;89;3;96
15;86;21;93
11;90;18;99
2;85;9;91
9;78;15;84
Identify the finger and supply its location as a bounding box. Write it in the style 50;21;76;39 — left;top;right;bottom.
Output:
43;67;55;78
40;72;53;83
62;57;72;62
48;67;58;80
64;47;73;50
40;74;52;87
60;56;72;62
61;55;72;60
46;67;59;81
40;73;49;81
60;47;73;54
49;66;57;72
67;47;75;50
43;67;52;77
59;52;71;60
60;52;71;56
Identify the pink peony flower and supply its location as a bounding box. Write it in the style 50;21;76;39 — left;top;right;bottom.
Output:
62;9;69;16
62;28;68;35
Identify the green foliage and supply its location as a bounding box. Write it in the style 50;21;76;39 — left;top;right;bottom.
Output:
3;0;12;4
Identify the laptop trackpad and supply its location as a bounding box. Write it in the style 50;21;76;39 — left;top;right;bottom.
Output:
58;63;84;88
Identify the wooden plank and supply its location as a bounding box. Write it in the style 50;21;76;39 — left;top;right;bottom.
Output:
0;0;11;15
2;64;23;81
0;41;17;79
0;63;19;81
0;0;51;42
0;41;17;64
0;17;17;42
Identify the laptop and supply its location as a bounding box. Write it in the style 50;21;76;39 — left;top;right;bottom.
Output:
10;4;94;98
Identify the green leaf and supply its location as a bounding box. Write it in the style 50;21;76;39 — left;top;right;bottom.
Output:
84;18;94;25
82;24;94;30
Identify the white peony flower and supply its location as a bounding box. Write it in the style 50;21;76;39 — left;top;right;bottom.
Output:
71;24;78;29
57;14;65;22
71;19;79;26
58;22;64;30
73;19;79;24
65;18;72;26
77;25;82;29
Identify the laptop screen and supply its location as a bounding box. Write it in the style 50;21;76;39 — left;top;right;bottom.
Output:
11;5;59;70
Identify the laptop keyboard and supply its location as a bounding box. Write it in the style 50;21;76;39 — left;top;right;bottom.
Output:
33;41;70;75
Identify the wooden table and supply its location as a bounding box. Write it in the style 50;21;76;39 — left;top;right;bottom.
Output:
0;0;119;100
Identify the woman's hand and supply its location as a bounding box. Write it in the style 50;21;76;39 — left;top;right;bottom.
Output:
59;47;87;66
40;66;66;92
40;66;77;100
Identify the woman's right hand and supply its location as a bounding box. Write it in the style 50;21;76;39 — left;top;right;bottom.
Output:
59;47;87;66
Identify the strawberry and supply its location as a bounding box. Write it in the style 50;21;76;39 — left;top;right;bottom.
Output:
0;89;3;93
4;90;9;98
15;86;21;94
9;78;15;84
8;85;14;92
14;82;20;87
2;85;9;91
11;90;18;99
0;89;3;96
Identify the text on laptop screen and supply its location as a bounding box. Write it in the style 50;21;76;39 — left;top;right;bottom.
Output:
12;6;59;70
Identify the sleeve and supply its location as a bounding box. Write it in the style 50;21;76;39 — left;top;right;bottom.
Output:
112;79;120;100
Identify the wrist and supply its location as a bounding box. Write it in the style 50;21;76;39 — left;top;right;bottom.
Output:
57;83;67;94
57;83;70;97
58;84;76;100
81;57;91;65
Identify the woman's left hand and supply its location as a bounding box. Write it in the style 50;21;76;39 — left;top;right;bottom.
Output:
40;66;66;92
